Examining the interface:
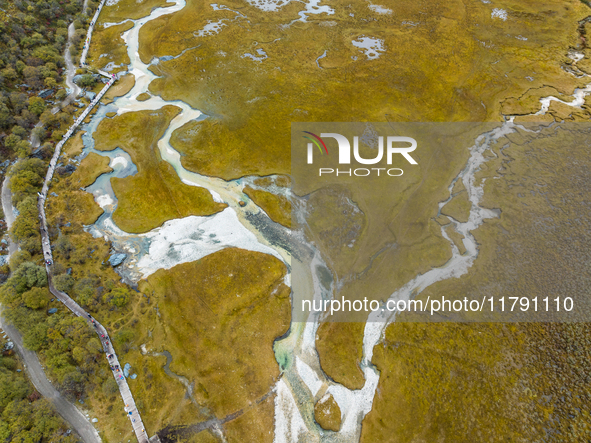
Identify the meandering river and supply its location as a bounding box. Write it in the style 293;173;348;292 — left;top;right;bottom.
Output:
79;2;591;441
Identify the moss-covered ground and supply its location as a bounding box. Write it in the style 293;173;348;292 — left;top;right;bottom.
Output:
131;248;291;441
70;152;113;189
104;73;135;100
362;322;591;442
316;322;365;390
43;150;112;228
360;124;591;440
62;131;85;158
45;183;102;227
86;21;134;72
93;106;226;233
141;0;587;180
87;0;175;72
38;0;591;439
243;185;291;228
132;0;590;399
100;0;174;23
441;190;471;223
361;323;537;442
314;393;341;432
306;16;588;398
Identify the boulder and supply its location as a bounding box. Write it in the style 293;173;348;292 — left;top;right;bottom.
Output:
56;164;76;176
108;253;127;267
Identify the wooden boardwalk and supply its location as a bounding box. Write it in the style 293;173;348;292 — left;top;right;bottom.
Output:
79;0;107;67
36;67;154;443
43;278;151;443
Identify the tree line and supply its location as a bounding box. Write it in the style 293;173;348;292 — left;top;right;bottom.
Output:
0;0;99;160
0;348;78;442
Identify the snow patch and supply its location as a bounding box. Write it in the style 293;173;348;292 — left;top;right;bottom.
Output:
242;48;268;62
94;192;114;208
296;0;334;21
569;51;584;63
194;20;227;37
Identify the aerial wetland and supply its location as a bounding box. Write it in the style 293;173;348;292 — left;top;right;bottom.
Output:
1;0;590;441
68;0;591;440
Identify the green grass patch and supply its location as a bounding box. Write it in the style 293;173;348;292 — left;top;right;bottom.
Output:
87;21;134;71
104;74;135;100
70;153;113;189
93;106;226;233
143;0;588;180
130;248;291;439
243;185;291;228
101;0;175;22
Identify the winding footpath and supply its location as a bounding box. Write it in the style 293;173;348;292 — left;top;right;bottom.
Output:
37;77;154;442
1;176;102;443
31;2;154;441
0;311;102;443
0;4;116;440
63;22;83;107
79;0;107;67
1;177;17;258
29;12;84;148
